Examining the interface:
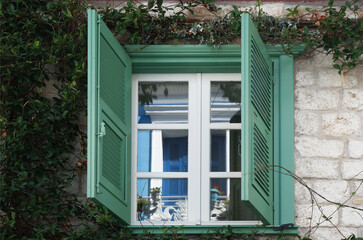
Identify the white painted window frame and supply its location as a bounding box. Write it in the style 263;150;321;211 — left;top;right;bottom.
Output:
131;73;260;226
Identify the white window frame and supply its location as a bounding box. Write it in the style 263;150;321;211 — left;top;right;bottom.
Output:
131;73;260;226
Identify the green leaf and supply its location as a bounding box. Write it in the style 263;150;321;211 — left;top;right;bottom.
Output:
345;1;351;8
148;0;155;9
333;64;341;70
34;40;40;48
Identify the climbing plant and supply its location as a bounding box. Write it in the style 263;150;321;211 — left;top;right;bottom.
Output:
0;0;362;239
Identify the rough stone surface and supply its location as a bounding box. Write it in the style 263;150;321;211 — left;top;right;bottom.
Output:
343;89;363;110
300;227;358;240
317;69;358;88
295;204;339;227
295;137;344;158
295;180;313;204
296;71;316;87
295;89;340;110
295;111;320;135
322;112;361;137
313;180;350;204
341;161;363;180
341;207;363;227
348;140;363;158
317;69;344;88
295;158;339;179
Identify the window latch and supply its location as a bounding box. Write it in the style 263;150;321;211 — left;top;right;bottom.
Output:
98;122;106;137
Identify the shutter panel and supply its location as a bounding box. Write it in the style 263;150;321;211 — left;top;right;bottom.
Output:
241;13;273;224
87;9;132;224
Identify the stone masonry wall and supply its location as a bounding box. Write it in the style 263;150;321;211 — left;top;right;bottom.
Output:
294;54;363;239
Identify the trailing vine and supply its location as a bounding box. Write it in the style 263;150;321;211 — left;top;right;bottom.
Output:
0;0;362;239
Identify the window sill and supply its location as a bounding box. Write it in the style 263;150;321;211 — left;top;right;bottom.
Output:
130;224;298;235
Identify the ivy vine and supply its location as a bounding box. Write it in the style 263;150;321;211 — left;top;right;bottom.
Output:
0;0;362;239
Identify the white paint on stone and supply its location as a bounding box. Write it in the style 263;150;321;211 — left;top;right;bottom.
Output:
295;204;339;227
343;89;363;110
295;111;319;135
295;158;339;179
296;71;316;87
341;161;363;180
349;140;363;158
295;179;313;204
313;180;350;204
295;89;340;110
322;112;361;137
341;207;363;227
304;227;358;240
317;69;358;88
295;136;344;158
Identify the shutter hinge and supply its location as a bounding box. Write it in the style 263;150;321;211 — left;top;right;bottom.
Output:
97;122;106;137
97;16;101;24
96;184;101;194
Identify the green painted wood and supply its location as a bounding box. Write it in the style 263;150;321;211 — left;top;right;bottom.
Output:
241;13;273;224
87;9;132;225
131;225;298;235
278;55;295;224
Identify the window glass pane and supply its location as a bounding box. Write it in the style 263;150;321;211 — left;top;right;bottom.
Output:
210;82;241;123
210;178;258;221
138;82;188;124
137;130;188;172
137;178;188;222
210;130;241;172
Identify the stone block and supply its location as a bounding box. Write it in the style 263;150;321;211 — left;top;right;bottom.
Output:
295;111;319;135
295;179;313;204
317;69;358;88
296;71;316;87
295;136;344;158
313;180;350;204
295;158;339;179
343;89;363;110
322;113;361;137
341;207;363;227
306;227;358;240
295;204;339;227
295;89;340;110
341;161;363;180
317;69;343;88
348;140;363;158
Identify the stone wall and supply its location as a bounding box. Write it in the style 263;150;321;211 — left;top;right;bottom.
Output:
294;54;363;239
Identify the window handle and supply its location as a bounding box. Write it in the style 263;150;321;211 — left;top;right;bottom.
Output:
98;122;106;137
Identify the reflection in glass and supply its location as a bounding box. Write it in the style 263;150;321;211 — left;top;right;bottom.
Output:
137;130;188;173
210;130;241;172
137;178;188;222
210;82;241;123
138;82;188;124
210;178;258;221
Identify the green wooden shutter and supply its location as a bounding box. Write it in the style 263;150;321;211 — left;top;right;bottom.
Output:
241;13;273;224
87;9;132;224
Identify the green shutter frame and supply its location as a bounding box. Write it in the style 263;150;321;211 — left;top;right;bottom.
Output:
87;9;132;224
241;13;274;224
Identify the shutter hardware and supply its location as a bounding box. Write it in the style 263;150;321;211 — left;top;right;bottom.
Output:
97;122;106;137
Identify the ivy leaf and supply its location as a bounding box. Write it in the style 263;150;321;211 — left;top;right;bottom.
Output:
148;0;155;9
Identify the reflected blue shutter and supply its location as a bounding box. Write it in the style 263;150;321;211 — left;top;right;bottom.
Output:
87;9;132;224
241;13;273;224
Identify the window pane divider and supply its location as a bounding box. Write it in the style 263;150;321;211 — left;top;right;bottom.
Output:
209;124;240;129
137;124;189;130
136;172;189;178
208;172;241;178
